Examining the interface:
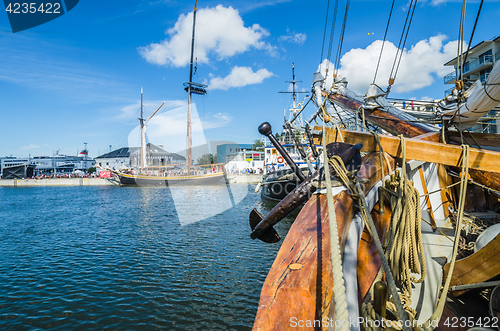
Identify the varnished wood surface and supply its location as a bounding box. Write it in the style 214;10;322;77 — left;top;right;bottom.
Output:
447;131;500;148
252;192;355;330
469;169;500;194
356;204;392;303
325;92;431;137
413;131;441;142
315;128;500;174
443;234;500;297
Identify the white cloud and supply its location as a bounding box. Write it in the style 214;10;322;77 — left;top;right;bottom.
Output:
279;32;307;45
21;144;40;151
208;66;273;90
138;5;276;67
203;112;232;129
318;35;461;94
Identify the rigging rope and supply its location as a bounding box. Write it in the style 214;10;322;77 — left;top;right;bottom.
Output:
373;0;395;84
334;0;351;78
320;0;331;68
393;2;417;81
388;0;417;86
461;0;484;70
327;0;340;64
384;138;426;318
456;0;467;91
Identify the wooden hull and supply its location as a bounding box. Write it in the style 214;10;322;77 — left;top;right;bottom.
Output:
253;153;393;330
117;172;226;186
253;192;354;330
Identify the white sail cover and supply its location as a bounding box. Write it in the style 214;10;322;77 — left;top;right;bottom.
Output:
364;84;439;132
441;60;500;131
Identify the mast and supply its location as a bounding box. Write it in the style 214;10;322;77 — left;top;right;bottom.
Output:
186;1;197;174
292;63;296;109
185;0;206;174
140;88;146;172
279;63;306;125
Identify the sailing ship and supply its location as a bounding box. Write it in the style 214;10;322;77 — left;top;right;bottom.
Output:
259;64;323;201
114;1;225;186
249;3;500;330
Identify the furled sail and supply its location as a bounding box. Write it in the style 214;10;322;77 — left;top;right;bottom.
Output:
440;60;500;131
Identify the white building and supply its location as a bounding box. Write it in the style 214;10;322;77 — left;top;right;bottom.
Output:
95;143;185;171
443;36;500;133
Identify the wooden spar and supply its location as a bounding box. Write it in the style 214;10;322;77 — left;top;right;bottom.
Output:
314;127;500;174
252;152;394;330
325;92;431;137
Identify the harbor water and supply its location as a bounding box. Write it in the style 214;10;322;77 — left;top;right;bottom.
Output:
0;184;293;330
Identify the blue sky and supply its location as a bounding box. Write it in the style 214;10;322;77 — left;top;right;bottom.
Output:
0;0;499;158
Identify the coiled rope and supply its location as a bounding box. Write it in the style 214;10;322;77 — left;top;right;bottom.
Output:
383;136;427;319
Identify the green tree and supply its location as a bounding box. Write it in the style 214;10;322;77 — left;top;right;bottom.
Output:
88;167;96;174
196;153;214;165
251;139;264;151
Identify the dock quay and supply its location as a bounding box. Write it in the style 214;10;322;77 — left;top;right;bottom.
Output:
0;175;262;187
0;178;121;187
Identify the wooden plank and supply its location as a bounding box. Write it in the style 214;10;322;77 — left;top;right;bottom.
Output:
315;127;500;174
443;234;500;296
414;131;441;142
448;131;500;147
419;167;437;230
437;164;453;218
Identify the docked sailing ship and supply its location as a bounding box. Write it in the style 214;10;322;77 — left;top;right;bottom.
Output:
259;64;323;201
115;1;225;186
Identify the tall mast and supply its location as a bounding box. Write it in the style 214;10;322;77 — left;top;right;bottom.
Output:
186;1;198;174
184;0;206;174
140;88;146;172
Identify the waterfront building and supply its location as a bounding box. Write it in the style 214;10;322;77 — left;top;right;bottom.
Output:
216;143;252;163
0;146;96;178
0;157;29;171
216;143;264;174
443;36;500;133
95;143;185;171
